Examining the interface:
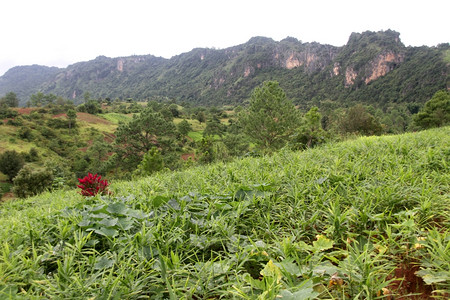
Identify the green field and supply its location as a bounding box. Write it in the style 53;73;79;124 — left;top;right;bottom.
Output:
100;113;133;124
0;127;449;299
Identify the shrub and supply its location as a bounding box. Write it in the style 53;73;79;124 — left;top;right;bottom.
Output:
18;127;33;141
12;166;54;198
77;173;109;197
6;118;22;126
135;148;164;176
0;150;25;181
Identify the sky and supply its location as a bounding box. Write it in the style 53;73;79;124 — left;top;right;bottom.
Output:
1;0;449;76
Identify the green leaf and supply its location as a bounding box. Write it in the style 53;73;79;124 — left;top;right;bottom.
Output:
295;241;314;252
117;217;134;230
312;235;334;252
0;285;19;298
94;256;115;270
260;260;282;283
90;204;106;213
98;217;118;227
106;203;128;215
279;287;319;299
416;269;450;285
78;219;91;227
126;209;147;220
167;199;180;210
94;227;118;237
152;195;169;208
276;259;302;277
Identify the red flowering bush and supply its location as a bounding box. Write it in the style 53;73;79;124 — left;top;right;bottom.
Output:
77;173;109;196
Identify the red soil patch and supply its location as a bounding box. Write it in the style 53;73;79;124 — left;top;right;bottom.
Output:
388;263;433;299
181;153;196;161
77;113;112;125
14;108;35;115
0;192;14;202
52;113;67;118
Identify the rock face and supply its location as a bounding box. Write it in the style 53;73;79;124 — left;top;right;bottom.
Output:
345;67;358;86
365;51;404;84
0;30;448;107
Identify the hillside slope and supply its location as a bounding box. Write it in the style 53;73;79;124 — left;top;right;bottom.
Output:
1;30;448;108
0;127;449;298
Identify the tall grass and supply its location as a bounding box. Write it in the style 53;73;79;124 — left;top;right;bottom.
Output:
0;127;449;299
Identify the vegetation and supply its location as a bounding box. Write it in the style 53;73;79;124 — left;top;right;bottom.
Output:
239;81;300;150
414;90;450;129
1;31;447;110
0;150;25;181
0;127;448;298
12;165;53;198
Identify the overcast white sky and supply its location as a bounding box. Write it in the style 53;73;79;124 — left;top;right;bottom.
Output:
0;0;449;76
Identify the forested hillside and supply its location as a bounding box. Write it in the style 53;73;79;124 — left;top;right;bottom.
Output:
1;30;448;108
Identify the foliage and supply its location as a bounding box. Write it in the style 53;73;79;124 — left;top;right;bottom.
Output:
0;128;448;298
30;92;57;107
77;173;109;197
113;108;177;170
0;150;25;181
203;115;226;137
239;81;300;150
135;148;164;176
1;31;447;111
12;165;54;198
413;90;450;129
176;119;192;136
66;109;77;132
0;92;19;107
77;100;102;114
75;200;148;239
291;106;327;149
0;104;18;118
338;104;383;135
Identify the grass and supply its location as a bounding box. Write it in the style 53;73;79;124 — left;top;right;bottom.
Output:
174;118;206;131
187;131;203;142
0;127;449;299
100;113;132;124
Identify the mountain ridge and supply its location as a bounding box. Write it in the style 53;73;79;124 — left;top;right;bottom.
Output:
1;30;448;107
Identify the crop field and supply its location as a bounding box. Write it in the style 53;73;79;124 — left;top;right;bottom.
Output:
0;127;448;299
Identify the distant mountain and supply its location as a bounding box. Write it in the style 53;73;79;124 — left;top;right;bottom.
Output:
1;30;448;108
0;65;60;102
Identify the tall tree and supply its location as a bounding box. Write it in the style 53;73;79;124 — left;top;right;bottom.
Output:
339;104;383;136
177;119;192;136
239;81;300;150
1;92;19;107
413;90;450;129
113;108;177;170
203;116;226;138
67;109;77;133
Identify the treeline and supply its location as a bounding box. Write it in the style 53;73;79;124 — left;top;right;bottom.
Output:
0;84;449;200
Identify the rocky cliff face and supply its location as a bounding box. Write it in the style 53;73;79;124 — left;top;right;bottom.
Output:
0;30;448;107
364;51;404;84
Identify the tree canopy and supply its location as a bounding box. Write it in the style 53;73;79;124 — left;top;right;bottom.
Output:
413;90;450;129
239;81;300;150
113;108;177;170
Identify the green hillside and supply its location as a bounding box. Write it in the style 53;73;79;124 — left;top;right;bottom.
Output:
0;127;449;298
1;30;448;109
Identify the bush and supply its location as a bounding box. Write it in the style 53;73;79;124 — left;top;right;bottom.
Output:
12;166;54;198
18;127;34;141
135;148;164;176
6;118;22;126
0;150;25;181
